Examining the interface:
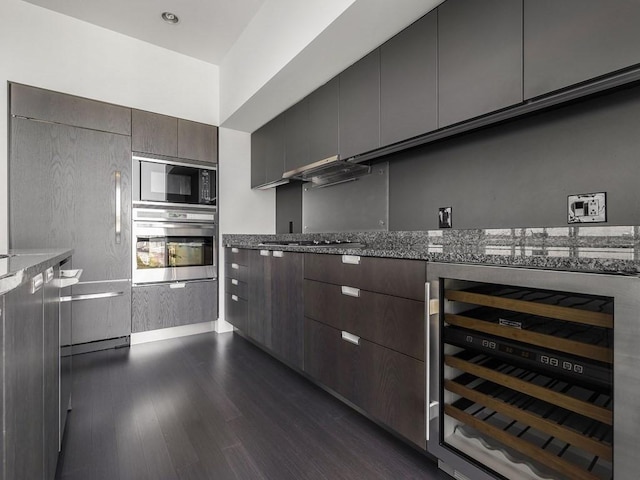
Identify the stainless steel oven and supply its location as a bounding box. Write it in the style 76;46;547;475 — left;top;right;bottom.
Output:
426;263;640;480
132;155;216;208
132;207;216;285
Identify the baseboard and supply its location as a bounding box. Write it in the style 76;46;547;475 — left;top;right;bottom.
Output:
72;336;130;355
130;321;215;345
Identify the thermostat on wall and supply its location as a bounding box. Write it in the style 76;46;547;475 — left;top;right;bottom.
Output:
568;192;606;223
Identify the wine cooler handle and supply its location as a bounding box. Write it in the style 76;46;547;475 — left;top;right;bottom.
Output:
425;281;439;441
115;170;122;245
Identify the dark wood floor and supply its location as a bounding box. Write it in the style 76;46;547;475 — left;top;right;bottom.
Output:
55;332;448;480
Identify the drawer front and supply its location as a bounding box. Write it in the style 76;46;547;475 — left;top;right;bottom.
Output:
225;276;248;300
225;247;249;265
304;279;424;360
225;292;248;331
304;318;425;448
225;262;248;283
304;253;426;300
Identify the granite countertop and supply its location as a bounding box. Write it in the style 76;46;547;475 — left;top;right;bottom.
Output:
0;249;74;295
223;226;640;275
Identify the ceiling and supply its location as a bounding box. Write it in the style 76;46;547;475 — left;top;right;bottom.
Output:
22;0;265;65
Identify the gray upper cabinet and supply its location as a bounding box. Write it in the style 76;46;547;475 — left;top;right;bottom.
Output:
339;49;381;159
178;119;218;164
308;77;339;163
132;109;178;157
251;113;285;188
284;99;309;172
438;0;523;128
10;83;131;136
380;11;438;146
524;0;640;99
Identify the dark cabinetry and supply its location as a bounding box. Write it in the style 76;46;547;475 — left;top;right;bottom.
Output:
250;114;285;188
284;99;309;172
380;11;437;145
303;253;426;447
248;249;271;346
131;280;218;332
225;248;250;332
308;77;339;163
132;109;218;163
339;50;381;159
524;0;640;99
438;0;523;127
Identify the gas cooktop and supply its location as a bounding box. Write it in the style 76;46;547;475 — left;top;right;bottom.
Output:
258;240;364;248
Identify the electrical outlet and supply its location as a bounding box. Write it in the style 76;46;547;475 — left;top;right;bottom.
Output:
439;207;452;228
568;192;606;223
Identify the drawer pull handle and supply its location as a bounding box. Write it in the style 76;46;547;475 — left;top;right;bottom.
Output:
31;273;44;294
341;286;360;298
231;295;239;302
341;331;360;346
231;279;239;285
341;255;360;265
231;263;239;269
45;267;55;283
273;250;284;258
260;250;270;257
231;247;239;253
169;283;186;289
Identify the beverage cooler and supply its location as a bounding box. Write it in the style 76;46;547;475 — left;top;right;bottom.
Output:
425;263;640;480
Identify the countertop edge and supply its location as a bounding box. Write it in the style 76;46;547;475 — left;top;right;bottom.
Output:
0;249;74;295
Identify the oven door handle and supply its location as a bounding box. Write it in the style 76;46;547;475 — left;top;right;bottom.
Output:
133;222;216;229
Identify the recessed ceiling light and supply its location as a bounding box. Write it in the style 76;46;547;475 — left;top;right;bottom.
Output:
161;12;180;24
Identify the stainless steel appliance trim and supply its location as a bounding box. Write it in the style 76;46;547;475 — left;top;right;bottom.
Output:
133;222;216;230
341;285;360;298
341;331;360;346
132;155;217;172
133;207;216;222
78;278;128;285
425;281;430;441
115;170;121;244
254;178;290;190
60;291;124;302
282;154;340;179
31;273;44;294
133;200;218;211
341;255;361;265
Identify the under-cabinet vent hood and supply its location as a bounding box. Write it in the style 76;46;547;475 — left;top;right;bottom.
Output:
282;155;371;188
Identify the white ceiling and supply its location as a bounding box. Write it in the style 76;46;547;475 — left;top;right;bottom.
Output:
22;0;265;65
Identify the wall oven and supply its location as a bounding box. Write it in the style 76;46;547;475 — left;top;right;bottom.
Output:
426;263;640;480
132;207;216;285
132;155;216;208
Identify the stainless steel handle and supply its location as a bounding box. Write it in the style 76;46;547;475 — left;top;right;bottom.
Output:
273;251;284;258
31;273;44;294
341;286;360;298
134;222;216;230
45;267;54;283
115;170;122;244
260;250;270;257
169;283;186;289
231;263;239;270
231;279;239;285
425;281;439;441
341;331;360;346
231;247;239;253
341;255;360;265
60;291;124;302
231;295;239;302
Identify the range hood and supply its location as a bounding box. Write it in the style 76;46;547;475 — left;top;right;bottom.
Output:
282;155;371;188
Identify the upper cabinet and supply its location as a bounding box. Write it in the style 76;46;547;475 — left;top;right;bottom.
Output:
284;98;310;172
380;11;438;146
524;0;640;99
438;0;523;128
10;83;131;136
251;113;285;188
132;109;218;163
308;77;339;163
339;50;381;159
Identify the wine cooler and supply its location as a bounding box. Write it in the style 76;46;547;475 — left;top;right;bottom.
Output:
426;263;640;480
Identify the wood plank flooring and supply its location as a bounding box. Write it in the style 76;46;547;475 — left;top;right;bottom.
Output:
55;332;448;480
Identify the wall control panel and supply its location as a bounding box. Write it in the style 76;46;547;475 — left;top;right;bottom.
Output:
568;192;606;223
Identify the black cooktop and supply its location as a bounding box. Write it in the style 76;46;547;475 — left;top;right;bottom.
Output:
259;240;363;248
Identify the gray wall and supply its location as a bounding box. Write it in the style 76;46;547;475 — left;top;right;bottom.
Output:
276;84;640;232
389;85;640;230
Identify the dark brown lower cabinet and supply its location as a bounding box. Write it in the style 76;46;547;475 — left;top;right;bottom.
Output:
305;318;425;447
247;250;271;346
225;292;248;332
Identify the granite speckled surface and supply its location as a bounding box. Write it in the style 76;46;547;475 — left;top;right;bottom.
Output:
223;226;640;275
0;249;74;295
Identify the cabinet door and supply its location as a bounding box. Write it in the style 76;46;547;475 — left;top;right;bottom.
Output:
226;293;248;331
438;0;523;127
271;252;304;369
132;280;218;332
10;117;131;284
251;123;268;188
248;250;272;345
284;99;309;172
380;11;437;146
524;0;640;99
71;282;131;344
265;113;286;184
4;280;45;480
308;77;339;163
10;83;131;135
339;50;381;159
178;119;218;163
132;109;178;156
44;265;61;480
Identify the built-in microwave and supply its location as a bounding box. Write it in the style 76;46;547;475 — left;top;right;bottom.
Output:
133;155;216;208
